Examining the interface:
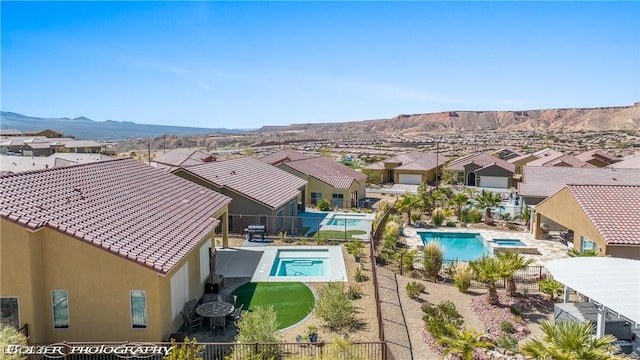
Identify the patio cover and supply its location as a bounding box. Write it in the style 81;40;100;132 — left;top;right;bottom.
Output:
546;257;640;332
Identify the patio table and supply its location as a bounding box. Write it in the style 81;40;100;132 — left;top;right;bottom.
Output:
196;301;234;330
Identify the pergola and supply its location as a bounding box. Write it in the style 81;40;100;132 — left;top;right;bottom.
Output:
546;257;640;338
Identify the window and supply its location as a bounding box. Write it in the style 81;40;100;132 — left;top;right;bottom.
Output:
580;236;596;252
332;194;344;207
311;192;322;205
170;264;189;320
52;290;69;329
1;298;19;329
130;290;147;329
200;241;211;282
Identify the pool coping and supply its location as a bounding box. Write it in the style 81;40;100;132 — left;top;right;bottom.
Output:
415;229;540;258
251;246;348;282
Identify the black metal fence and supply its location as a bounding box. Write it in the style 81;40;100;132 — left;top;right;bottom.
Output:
22;341;385;360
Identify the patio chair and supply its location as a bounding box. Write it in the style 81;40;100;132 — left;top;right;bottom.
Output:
224;294;237;306
180;311;203;332
201;293;217;304
186;299;198;317
211;315;226;332
227;303;244;323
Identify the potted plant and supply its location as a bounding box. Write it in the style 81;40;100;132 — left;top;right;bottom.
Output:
306;326;319;343
346;240;364;262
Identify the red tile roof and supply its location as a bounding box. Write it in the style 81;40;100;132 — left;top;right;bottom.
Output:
0;158;231;274
177;157;307;209
154;149;213;167
518;166;640;198
527;152;595;168
608;154;640;169
446;153;515;173
549;185;640;245
364;151;449;171
282;156;367;189
575;149;621;165
259;149;312;165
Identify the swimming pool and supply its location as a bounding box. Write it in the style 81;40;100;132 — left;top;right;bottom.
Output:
326;213;368;226
493;239;527;247
419;232;490;261
252;246;347;282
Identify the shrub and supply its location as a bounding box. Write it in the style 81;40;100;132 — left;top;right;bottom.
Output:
410;212;422;223
445;221;456;227
509;305;522;316
1;324;28;360
500;212;512;221
354;268;369;282
346;285;362;300
506;223;519;231
315;233;328;245
314;282;356;331
453;262;472;293
346;240;364;259
467;209;483;223
235;306;281;359
539;278;563;301
422;301;463;340
495;334;518;352
431;207;445;226
423;240;444;281
500;320;515;334
317;199;331;211
405;281;425;300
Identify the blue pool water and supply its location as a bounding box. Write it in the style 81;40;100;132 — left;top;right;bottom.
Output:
419;232;489;261
268;249;328;277
493;239;527;247
271;259;325;276
326;214;366;226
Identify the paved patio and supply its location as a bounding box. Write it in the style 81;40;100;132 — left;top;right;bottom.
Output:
403;226;570;266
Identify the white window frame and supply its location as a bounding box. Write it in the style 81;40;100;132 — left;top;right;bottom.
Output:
51;290;69;330
580;236;596;252
130;290;147;330
0;297;20;330
200;240;211;283
170;264;189;320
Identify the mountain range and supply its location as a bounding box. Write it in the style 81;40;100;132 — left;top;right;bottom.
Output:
0;112;242;140
2;103;639;141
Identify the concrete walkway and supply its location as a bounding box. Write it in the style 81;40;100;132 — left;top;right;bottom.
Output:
376;266;414;360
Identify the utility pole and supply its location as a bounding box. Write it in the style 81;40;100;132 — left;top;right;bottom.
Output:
435;139;439;188
136;139;151;165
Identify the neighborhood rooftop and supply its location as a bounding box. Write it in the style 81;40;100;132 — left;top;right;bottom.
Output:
259;149;312;165
154;148;214;168
518;166;640;198
365;151;449;171
446;152;515;172
176;156;307;209
283;156;367;189
0;158;231;274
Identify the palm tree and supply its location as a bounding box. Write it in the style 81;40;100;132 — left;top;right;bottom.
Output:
474;191;504;222
521;320;627;360
497;251;534;297
396;194;421;226
470;255;508;305
397;248;419;273
438;325;494;360
449;193;471;221
517;207;532;229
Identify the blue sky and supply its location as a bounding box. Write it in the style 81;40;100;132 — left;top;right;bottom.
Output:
2;1;639;129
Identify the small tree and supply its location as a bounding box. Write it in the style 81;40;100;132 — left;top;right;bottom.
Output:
235;306;281;360
423;240;444;281
0;324;28;360
539;278;564;301
317;199;331;211
438;325;494;360
497;251;533;297
397;248;419;273
470;255;508;305
396;194;422;226
314;282;356;331
164;337;204;360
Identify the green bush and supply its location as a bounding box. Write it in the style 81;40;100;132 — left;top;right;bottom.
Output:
467;209;483;223
346;285;362;300
509;305;522;316
500;320;515;334
431;207;445;226
233;306;281;360
405;281;425;300
453;262;472;293
354;268;369;282
0;324;28;360
495;334;518;352
423;240;444;281
422;301;464;340
445;221;456;227
539;277;563;301
314;282;356;331
317;199;331;211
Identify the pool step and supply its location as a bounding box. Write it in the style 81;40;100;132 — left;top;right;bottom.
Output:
290;260;314;266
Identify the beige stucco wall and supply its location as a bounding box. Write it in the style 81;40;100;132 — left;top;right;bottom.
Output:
279;166;364;208
1;216;222;343
394;168;438;184
533;188;632;257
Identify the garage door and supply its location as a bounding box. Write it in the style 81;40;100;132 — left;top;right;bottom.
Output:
479;176;508;189
398;174;423;185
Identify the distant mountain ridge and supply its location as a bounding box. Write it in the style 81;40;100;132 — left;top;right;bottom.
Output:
0;111;244;140
254;104;640;135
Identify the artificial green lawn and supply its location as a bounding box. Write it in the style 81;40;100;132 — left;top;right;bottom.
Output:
232;282;315;329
